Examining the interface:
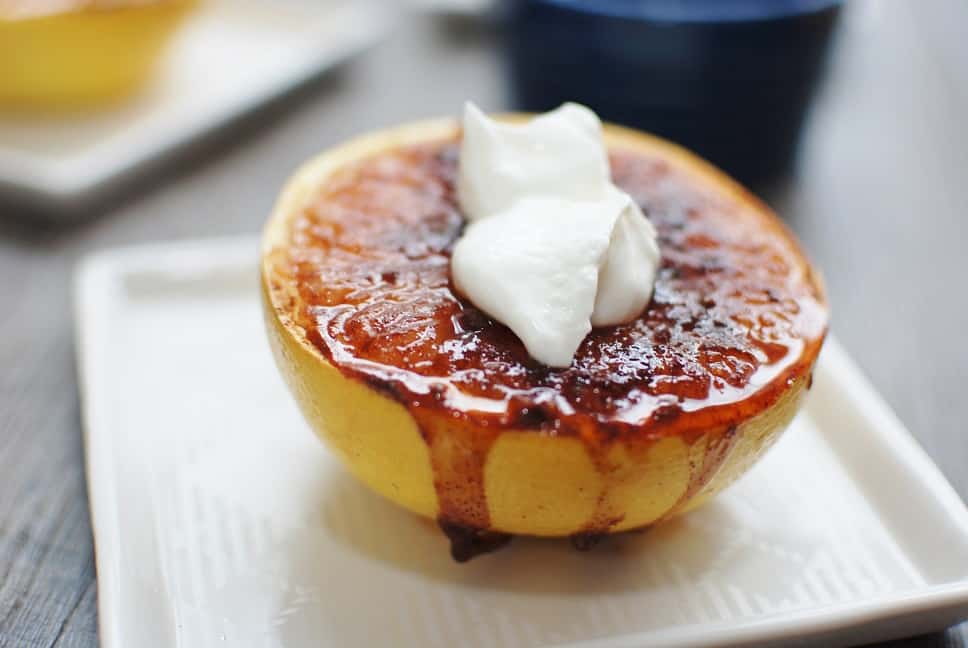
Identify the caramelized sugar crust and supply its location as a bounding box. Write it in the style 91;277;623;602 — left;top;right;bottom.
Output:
273;141;827;442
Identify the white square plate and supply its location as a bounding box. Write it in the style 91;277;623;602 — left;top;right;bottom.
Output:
0;0;391;213
74;237;968;648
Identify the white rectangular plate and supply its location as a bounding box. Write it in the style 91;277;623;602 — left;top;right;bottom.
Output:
0;0;390;212
75;237;968;648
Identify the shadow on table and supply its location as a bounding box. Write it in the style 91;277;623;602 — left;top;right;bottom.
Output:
277;457;966;647
857;630;967;648
306;462;726;595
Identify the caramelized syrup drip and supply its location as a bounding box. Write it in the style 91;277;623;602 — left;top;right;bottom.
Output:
410;408;500;531
277;140;827;556
438;519;512;563
660;424;741;523
570;532;606;552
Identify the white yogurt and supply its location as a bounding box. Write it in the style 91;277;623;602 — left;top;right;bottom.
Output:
452;102;661;367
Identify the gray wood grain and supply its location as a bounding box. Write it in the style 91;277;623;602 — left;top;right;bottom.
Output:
774;0;968;499
0;1;965;646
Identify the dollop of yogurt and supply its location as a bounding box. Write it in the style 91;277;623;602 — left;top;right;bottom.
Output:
452;102;661;367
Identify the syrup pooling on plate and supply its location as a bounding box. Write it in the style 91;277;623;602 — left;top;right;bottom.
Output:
282;140;825;440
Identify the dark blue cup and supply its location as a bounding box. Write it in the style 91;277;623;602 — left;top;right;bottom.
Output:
502;0;843;188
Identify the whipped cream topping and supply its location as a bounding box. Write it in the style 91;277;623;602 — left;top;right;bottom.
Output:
452;102;661;367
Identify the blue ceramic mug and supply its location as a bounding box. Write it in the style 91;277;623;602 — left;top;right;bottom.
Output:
502;0;843;188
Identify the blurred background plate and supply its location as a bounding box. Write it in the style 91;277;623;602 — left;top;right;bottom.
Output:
0;0;393;215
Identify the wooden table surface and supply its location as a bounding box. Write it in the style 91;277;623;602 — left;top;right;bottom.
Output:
0;1;965;646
